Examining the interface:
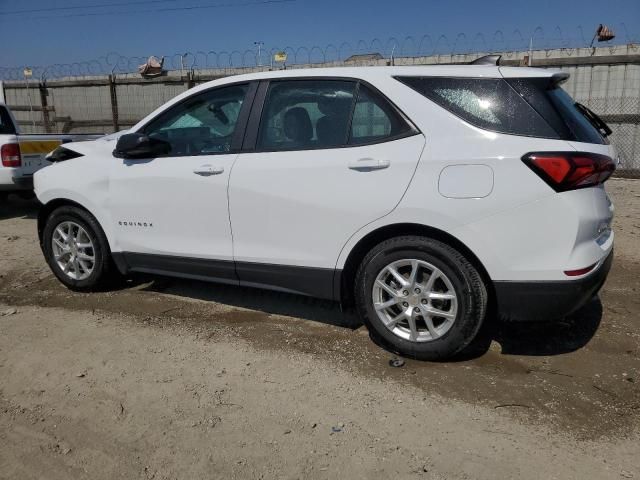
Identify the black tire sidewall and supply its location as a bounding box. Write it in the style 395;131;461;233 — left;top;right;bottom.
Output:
42;207;111;290
355;237;486;360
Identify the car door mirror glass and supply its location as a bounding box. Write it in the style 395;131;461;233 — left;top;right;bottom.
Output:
113;133;171;159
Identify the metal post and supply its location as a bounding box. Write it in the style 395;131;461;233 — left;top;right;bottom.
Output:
38;82;51;133
24;78;36;129
187;70;195;89
254;41;264;66
108;74;119;132
528;37;533;66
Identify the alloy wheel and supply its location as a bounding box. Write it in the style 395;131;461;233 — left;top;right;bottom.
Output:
51;221;95;281
372;259;458;342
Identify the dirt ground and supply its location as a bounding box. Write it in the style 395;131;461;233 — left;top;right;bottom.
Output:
0;179;639;480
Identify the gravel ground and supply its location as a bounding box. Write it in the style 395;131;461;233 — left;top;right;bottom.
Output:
0;178;638;479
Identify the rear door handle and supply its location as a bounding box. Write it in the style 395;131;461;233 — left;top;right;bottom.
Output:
348;158;390;171
193;165;224;176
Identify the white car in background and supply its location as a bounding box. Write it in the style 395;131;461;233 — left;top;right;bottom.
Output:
0;102;101;200
34;60;616;360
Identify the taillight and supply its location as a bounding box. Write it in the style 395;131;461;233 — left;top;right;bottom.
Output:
522;152;615;192
1;143;21;167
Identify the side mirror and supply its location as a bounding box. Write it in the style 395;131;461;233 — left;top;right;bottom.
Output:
113;133;171;159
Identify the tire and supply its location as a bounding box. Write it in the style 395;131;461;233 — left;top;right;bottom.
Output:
17;190;35;200
42;205;115;291
0;192;8;202
354;236;487;361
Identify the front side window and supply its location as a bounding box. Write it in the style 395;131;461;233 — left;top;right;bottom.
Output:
143;84;248;156
257;80;356;150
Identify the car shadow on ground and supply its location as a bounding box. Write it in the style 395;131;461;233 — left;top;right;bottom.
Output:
137;275;361;329
0;196;39;221
494;297;603;356
135;274;603;359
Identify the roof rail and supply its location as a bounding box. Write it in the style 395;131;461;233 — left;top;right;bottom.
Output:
470;55;501;66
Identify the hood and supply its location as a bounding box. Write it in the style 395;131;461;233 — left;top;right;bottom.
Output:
46;135;117;162
100;129;129;141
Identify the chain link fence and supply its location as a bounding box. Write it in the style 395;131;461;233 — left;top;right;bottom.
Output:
584;98;640;176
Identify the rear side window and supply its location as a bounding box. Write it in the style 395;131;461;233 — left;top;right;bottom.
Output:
257;80;357;151
507;78;606;145
256;80;416;151
0;107;16;135
397;77;559;138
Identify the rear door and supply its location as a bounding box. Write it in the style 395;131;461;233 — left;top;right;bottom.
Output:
228;78;425;298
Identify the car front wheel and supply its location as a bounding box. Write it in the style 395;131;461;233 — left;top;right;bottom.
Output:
42;205;115;291
355;236;488;361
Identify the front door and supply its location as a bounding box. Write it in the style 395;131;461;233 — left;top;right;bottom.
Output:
108;83;253;282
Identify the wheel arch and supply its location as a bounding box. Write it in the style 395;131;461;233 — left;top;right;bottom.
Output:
38;198;110;250
337;223;493;307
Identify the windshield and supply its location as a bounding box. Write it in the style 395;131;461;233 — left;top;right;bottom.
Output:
0;106;16;135
547;87;607;144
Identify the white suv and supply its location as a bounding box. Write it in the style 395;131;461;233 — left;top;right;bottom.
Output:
34;62;616;360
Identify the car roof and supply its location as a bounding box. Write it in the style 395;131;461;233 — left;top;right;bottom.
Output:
181;65;562;99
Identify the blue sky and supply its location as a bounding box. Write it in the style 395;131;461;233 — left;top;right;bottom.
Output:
0;0;639;68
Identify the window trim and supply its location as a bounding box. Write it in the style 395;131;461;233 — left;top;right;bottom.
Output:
241;76;420;153
136;80;258;158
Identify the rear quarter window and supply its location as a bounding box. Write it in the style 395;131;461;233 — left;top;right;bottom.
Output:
397;76;559;139
348;84;412;145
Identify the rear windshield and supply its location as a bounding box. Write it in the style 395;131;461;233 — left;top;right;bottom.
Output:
0;106;16;135
507;77;606;144
397;76;607;144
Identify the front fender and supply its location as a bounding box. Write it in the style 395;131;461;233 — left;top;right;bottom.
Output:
34;158;114;248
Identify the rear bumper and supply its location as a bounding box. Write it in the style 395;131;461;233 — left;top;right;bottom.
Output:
0;169;33;191
493;250;613;322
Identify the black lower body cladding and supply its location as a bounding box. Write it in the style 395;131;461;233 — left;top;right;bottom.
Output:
493;251;613;322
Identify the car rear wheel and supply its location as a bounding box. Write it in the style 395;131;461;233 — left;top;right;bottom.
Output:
355;236;487;360
42;205;115;291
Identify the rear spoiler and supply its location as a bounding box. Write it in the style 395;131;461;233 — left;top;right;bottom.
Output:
470;55;501;66
551;72;570;85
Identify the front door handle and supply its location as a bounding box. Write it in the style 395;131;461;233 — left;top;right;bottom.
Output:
348;158;390;171
193;165;224;176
